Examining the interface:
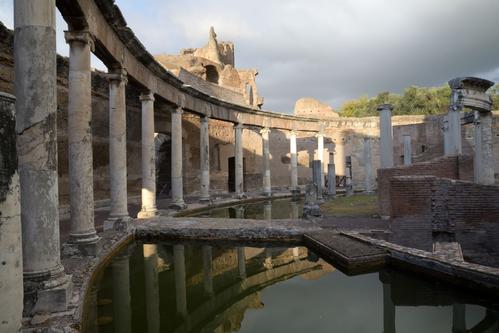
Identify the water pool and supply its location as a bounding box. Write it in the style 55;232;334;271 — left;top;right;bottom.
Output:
83;241;499;333
186;197;304;220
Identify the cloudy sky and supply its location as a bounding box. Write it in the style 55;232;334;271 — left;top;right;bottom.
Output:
1;0;498;113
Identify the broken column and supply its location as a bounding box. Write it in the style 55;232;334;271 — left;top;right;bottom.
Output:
260;127;272;196
0;92;22;332
14;0;72;314
312;160;323;200
335;136;346;177
345;156;353;196
363;138;374;193
65;30;99;252
234;122;245;198
327;152;336;197
403;135;412;166
199;115;211;202
378;104;394;168
106;67;130;228
448;77;495;184
171;106;186;209
138;92;158;218
289;130;300;194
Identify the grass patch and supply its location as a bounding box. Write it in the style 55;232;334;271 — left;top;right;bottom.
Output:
321;194;378;217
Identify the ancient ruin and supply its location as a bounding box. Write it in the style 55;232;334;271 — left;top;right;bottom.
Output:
0;0;499;332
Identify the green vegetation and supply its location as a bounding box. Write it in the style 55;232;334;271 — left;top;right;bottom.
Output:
320;194;378;217
340;83;499;117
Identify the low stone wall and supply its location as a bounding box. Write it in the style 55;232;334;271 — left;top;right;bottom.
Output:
378;155;473;217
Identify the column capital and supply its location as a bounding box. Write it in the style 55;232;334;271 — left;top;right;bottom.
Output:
106;67;128;85
315;131;325;138
377;104;393;112
234;122;243;129
64;30;95;51
289;129;298;137
140;91;155;102
448;76;494;113
260;127;271;137
200;114;210;123
173;106;183;115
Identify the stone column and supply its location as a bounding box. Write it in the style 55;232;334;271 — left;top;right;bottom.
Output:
202;245;213;296
363;138;373;193
171;107;186;209
345;156;353;196
383;282;396;333
199;115;211;202
289;130;300;194
327;152;336;197
106;68;130;228
312;160;323;201
378;104;394;168
443;115;451;156
316;131;325;190
335;136;346;177
138;92;158;218
0;93;22;332
174;244;187;316
234;122;245;198
143;244;160;333
447;110;462;156
64;30;99;253
474;110;494;185
260;127;272;196
112;251;131;333
14;0;72;314
237;247;246;279
403;135;412;166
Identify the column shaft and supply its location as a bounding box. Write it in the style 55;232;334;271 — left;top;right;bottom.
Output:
448;110;462;155
65;30;98;245
403;135;412;166
171;107;186;209
107;69;129;223
15;0;71;314
200;116;210;202
335;137;346;176
378;106;394;168
139;92;157;217
316;133;325;190
234;123;244;197
290;131;299;193
261;127;271;196
363;138;373;192
475;111;494;185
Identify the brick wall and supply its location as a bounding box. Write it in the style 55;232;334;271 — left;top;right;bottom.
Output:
389;176;436;218
377;155;472;217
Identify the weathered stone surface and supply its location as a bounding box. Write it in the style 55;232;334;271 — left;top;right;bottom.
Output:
294;97;338;119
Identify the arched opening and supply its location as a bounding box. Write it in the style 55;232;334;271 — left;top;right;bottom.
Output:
205;65;219;84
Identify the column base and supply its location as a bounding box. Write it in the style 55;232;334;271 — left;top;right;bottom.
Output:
234;193;247;199
23;266;73;316
170;201;187;210
63;233;101;257
199;196;211;204
103;215;132;232
262;191;272;197
137;209;159;219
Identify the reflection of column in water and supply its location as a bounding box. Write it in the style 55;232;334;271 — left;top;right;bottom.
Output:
143;244;160;333
235;206;245;219
174;244;187;316
383;282;396;333
452;304;466;333
202;245;214;296
291;200;299;219
263;201;272;220
237;247;247;279
292;247;300;259
112;251;132;333
264;248;273;269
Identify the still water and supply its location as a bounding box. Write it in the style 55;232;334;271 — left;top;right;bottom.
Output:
83;242;499;333
186;198;304;220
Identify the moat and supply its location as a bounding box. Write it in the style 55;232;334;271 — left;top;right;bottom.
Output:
83;241;499;333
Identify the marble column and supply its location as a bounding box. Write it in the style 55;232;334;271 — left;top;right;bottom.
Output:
112;251;131;333
403;135;412;166
138;92;158;218
234;123;245;198
143;244;160;333
474;110;494;185
383;282;396;333
237;247;246;279
316;131;325;190
106;68;130;228
335;137;346;177
200;115;211;202
289;130;300;194
363;138;374;193
0;93;22;331
65;30;99;251
171;107;186;209
378;104;394;168
14;0;72;314
202;245;213;296
261;127;272;196
174;244;187;316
